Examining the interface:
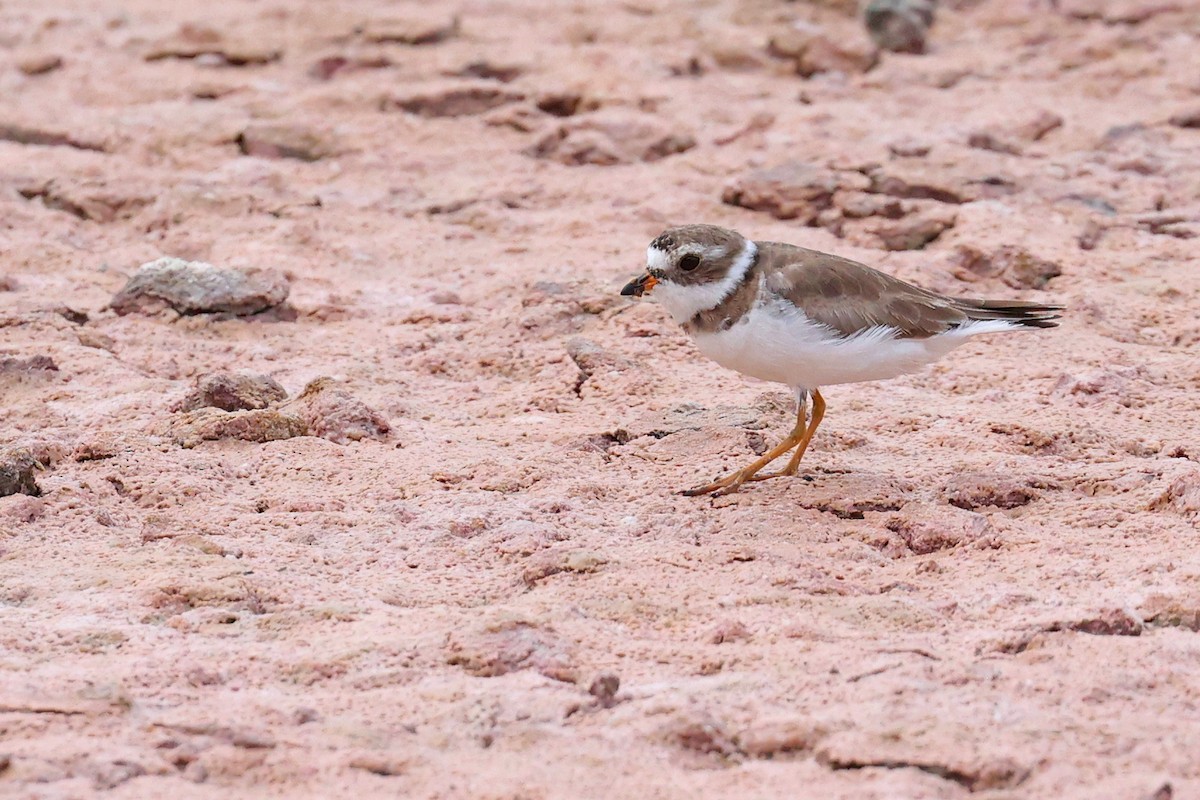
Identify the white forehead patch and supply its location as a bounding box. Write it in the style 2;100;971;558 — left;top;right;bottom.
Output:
646;246;670;273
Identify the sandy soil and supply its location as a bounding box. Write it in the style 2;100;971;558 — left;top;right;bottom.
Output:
2;0;1200;797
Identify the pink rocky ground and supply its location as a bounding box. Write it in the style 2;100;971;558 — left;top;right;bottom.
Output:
2;0;1199;797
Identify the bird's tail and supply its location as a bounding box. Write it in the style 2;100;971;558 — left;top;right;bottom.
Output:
952;298;1063;329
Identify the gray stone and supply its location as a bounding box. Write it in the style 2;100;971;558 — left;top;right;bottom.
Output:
0;449;41;498
862;0;936;54
110;258;290;316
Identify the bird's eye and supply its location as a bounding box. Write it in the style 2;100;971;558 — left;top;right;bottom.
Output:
679;254;701;271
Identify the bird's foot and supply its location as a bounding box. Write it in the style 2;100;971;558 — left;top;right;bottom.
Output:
682;468;757;497
746;466;799;483
682;476;743;497
684;466;806;496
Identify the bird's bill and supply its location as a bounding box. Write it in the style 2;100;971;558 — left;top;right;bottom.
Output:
620;272;658;297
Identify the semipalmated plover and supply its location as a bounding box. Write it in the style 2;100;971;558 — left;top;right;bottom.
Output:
621;224;1062;497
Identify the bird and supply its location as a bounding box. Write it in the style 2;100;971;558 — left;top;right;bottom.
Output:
619;224;1062;497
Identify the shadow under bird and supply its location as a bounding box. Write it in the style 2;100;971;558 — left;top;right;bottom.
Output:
620;224;1062;497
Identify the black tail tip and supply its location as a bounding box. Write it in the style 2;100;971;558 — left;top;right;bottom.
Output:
1020;317;1061;329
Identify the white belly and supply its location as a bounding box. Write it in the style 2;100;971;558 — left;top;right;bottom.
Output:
691;303;1012;390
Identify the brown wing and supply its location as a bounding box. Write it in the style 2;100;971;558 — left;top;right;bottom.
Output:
758;242;1061;339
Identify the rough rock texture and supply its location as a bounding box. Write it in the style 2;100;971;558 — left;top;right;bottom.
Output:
171;373;289;413
722;162;851;223
360;13;459;45
968;110;1065;155
873;206;957;250
445;617;578;682
109;258;290;316
0;448;41;497
0;354;59;376
154;408;308;448
237;123;334;161
952;244;1063;289
528;112;696;165
17;178;152;223
283;378;391;444
383;85;524;117
862;0;937;54
767;25;879;76
2;0;1200;798
143;24;281;65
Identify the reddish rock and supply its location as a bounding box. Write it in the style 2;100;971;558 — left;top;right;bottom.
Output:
535;91;593;118
1062;0;1184;24
1063;609;1144;637
883;504;995;556
75;329;116;352
887;138;932;158
873;207;955;250
360;14;459;45
18;53;64;76
1140;594;1200;632
156;408;308;449
17;179;151;223
446;618;577;682
528;112;695;166
942;473;1040;511
144;25;281;65
722;162;848;223
660;712;742;761
969;111;1064;154
383;86;524;117
348;754;410;777
449;60;524;83
707;620;752;644
0;355;59;376
1131;210;1199;240
866;164;979;204
588;673;621;707
565;337;634;378
737;718;827;759
0;122;105;151
237;124;334;161
767;26;878;76
1168;108;1200;129
284;378;390;444
1148;471;1200;519
967;130;1023;156
816;740;1030;793
836;191;907;220
952;244;1063;289
172;373;288;413
1011;110;1065;142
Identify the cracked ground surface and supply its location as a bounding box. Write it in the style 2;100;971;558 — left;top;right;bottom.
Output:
1;0;1199;797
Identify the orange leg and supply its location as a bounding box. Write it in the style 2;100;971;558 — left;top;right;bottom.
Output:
747;388;825;482
683;389;825;497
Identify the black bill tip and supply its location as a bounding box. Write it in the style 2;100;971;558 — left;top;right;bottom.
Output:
620;273;656;298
